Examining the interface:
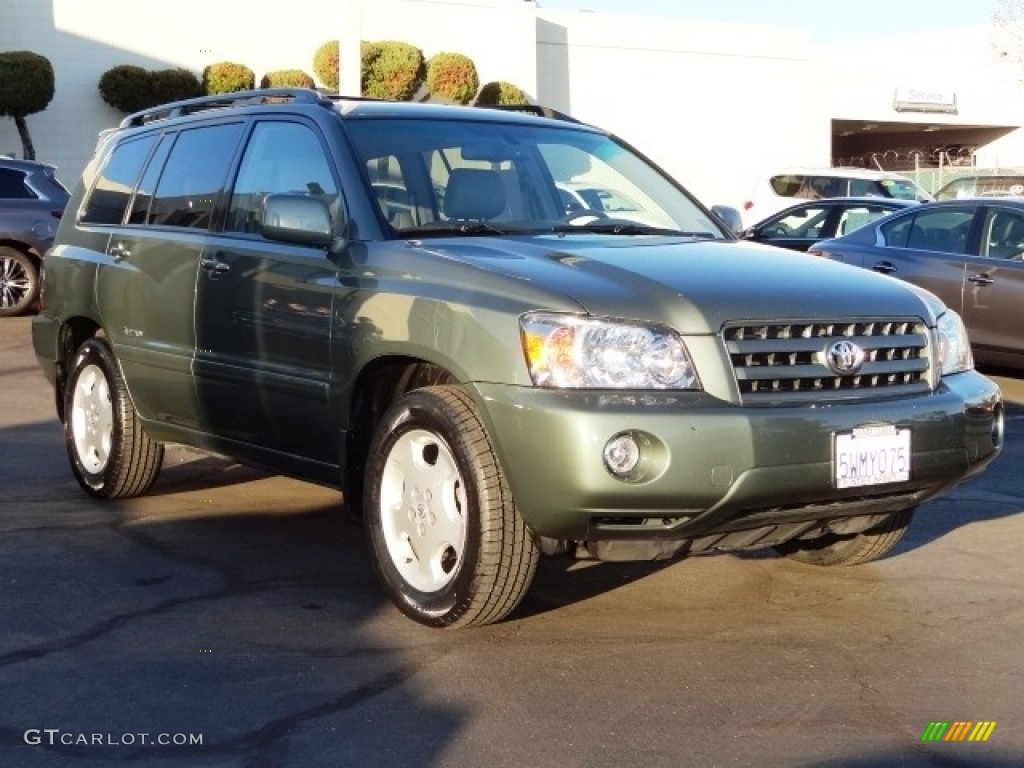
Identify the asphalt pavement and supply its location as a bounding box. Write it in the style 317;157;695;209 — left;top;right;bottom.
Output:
2;315;1023;768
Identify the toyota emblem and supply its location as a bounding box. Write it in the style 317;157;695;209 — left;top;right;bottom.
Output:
826;340;866;375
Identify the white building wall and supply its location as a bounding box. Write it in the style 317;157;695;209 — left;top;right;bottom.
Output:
2;0;1023;209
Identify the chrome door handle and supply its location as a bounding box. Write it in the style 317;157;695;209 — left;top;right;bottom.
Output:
200;256;230;275
108;243;131;261
967;273;993;286
872;261;896;274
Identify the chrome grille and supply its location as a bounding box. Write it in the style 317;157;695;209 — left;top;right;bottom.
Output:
724;319;931;403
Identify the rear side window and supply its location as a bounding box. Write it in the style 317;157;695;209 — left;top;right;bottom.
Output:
81;135;157;225
0;168;33;199
148;122;245;230
882;208;974;253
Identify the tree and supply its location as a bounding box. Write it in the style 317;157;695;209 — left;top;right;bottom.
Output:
362;41;425;100
475;81;530;107
0;51;55;160
202;62;255;95
313;40;340;91
426;52;479;105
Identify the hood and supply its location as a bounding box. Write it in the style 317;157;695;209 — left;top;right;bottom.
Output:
404;234;945;334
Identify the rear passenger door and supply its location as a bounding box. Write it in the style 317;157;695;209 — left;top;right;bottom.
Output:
873;206;978;315
194;119;340;464
89;122;244;430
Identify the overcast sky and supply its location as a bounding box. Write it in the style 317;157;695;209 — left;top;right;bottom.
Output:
534;0;1000;43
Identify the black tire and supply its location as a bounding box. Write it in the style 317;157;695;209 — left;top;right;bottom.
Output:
364;385;539;628
64;337;164;498
774;508;914;566
0;246;39;317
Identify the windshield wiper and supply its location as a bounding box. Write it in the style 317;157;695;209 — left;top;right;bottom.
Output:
552;222;718;237
402;221;511;236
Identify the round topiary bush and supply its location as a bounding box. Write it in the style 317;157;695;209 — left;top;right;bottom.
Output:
260;69;316;89
150;68;203;105
475;80;530;107
0;50;55;160
313;40;340;91
203;61;255;95
425;52;479;105
98;65;154;113
361;41;425;101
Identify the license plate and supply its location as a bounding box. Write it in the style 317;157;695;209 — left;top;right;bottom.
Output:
834;425;911;489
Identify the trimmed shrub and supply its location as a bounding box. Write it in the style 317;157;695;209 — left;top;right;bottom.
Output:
475;80;530;106
313;40;340;90
98;65;153;113
260;69;316;89
425;52;479;105
150;68;203;104
0;50;55;160
203;61;255;95
361;41;425;101
99;65;204;114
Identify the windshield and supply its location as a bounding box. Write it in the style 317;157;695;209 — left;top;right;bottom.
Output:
343;116;725;238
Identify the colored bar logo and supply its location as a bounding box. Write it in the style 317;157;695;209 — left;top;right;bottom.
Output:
921;721;997;742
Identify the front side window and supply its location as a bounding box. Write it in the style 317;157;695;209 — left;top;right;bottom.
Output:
81;135;157;225
148;122;245;230
226;121;339;235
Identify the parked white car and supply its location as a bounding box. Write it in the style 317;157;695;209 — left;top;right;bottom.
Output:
741;167;931;227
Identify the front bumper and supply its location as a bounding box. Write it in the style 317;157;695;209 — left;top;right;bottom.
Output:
474;370;1002;542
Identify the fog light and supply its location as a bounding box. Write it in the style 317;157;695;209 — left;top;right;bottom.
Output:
604;434;640;476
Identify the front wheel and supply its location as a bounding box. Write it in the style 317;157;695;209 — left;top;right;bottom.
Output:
64;337;164;498
774;508;914;566
364;386;539;628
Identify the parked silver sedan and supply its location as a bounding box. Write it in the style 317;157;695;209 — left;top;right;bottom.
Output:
810;198;1024;370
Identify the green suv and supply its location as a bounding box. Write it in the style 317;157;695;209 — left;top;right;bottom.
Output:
33;89;1004;628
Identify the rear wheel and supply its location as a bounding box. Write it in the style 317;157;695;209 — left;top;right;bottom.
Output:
364;386;539;628
64;337;164;498
0;246;38;317
774;509;914;566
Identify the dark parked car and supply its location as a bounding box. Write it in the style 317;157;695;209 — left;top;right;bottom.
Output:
33;89;1003;628
0;156;70;316
741;197;918;251
810;198;1024;370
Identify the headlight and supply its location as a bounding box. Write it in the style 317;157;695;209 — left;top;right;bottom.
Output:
935;310;973;375
520;312;701;389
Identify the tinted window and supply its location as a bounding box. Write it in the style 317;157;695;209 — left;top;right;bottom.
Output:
226;121;338;234
883;208;973;253
764;204;829;238
836;205;897;236
149;122;244;229
127;135;174;225
81;135;157;224
982;209;1024;260
0;168;33;199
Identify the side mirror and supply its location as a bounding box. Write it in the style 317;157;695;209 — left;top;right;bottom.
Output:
262;193;335;248
711;204;743;236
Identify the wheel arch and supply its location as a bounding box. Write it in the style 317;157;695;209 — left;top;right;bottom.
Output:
54;317;104;422
342;355;459;514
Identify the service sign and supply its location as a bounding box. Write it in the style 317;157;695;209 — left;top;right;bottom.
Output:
834;424;911;488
